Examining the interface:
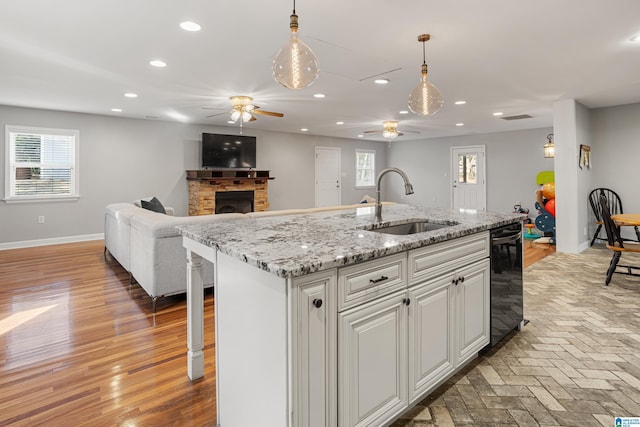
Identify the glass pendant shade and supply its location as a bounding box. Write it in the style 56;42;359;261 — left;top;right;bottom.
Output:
230;110;252;122
272;13;319;89
408;65;443;116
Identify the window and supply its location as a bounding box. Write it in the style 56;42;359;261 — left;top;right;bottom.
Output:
355;149;375;188
5;125;79;202
457;154;477;184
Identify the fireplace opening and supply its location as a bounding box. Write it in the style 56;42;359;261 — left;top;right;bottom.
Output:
215;191;254;214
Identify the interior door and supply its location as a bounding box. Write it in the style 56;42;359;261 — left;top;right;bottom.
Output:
315;147;341;207
451;146;486;211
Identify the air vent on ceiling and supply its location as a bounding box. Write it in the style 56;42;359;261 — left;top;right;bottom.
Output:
501;114;533;121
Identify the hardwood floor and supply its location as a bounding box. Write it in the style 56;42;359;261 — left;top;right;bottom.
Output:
0;241;216;426
0;239;555;426
524;240;556;269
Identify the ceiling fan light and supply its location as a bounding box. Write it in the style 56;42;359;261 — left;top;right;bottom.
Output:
230;110;241;122
242;111;253;122
382;129;398;139
272;7;319;89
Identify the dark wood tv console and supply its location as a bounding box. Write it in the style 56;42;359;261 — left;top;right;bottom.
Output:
186;170;273;215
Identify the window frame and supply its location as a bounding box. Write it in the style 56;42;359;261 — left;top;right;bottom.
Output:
4;125;80;203
355;149;376;189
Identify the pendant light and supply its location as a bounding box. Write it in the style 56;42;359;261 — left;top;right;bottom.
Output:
408;34;443;116
272;0;319;89
544;133;555;158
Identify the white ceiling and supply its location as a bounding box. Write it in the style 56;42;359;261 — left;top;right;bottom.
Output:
1;0;640;141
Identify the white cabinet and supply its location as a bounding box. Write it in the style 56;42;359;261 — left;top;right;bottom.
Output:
336;233;491;427
209;232;489;427
338;290;408;427
292;270;337;427
408;255;490;405
408;273;455;403
455;258;491;366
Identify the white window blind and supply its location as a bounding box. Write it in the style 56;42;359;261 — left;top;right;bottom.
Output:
5;126;79;201
355;149;375;188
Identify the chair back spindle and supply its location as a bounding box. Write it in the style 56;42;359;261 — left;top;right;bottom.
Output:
599;191;625;248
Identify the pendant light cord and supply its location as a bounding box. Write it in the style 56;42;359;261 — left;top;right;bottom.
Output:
292;0;296;14
422;40;426;66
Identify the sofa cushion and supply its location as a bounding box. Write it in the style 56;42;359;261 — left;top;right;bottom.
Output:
141;197;166;214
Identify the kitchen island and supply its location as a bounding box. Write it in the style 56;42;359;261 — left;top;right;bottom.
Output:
179;204;522;427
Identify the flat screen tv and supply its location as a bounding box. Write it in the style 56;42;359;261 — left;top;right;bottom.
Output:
201;133;256;169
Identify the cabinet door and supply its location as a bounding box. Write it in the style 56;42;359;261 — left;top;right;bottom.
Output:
292;270;337;427
408;274;455;403
455;258;490;365
338;291;408;427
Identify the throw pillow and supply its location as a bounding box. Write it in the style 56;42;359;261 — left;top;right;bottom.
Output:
140;197;166;214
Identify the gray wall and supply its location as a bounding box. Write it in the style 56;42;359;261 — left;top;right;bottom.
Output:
0;105;387;246
387;128;555;217
590;102;640;241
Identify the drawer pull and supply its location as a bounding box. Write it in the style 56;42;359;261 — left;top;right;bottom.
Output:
369;275;389;284
403;298;411;306
312;298;323;308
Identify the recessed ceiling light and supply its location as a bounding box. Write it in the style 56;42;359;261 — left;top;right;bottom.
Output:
493;112;504;116
227;120;235;124
374;79;389;85
124;93;138;98
149;60;167;68
454;100;466;105
399;110;409;115
336;121;344;125
313;93;325;98
357;134;364;138
301;128;309;132
456;123;464;127
180;21;201;32
111;108;122;112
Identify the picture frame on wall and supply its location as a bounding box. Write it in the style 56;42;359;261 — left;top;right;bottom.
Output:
579;144;591;169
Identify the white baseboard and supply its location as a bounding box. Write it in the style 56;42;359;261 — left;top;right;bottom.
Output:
0;233;104;251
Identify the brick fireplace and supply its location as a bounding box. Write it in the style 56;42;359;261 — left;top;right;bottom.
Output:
187;170;272;216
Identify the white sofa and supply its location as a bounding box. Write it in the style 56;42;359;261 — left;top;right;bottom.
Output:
105;202;247;312
104;201;391;312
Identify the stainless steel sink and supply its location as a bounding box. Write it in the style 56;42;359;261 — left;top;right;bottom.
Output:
367;220;459;235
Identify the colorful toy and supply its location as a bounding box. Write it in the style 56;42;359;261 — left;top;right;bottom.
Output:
545;198;556;217
533;171;556;245
541;182;555;200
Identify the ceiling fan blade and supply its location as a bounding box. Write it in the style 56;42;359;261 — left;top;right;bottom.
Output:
248;115;257;122
252;109;284;118
397;131;405;136
205;111;228;118
363;130;382;133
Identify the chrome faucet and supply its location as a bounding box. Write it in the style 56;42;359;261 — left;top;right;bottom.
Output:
375;167;414;222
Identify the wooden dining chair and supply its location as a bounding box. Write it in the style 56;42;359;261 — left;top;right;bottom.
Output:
599;191;640;285
589;187;640;245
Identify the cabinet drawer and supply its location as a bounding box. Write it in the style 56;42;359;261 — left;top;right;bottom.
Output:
338;253;407;311
408;232;489;286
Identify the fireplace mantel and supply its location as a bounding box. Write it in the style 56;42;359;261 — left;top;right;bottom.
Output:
186;170;273;215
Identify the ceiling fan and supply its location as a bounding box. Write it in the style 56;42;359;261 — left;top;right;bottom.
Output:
206;96;284;122
363;121;418;139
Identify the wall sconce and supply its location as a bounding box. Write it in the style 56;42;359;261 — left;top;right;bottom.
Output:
544;133;555;158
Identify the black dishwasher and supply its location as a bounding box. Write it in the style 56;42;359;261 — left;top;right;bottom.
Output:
489;223;524;347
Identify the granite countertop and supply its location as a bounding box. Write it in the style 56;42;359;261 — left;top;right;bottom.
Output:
178;204;524;278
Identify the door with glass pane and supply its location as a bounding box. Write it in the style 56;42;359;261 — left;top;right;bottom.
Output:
451;146;486;211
